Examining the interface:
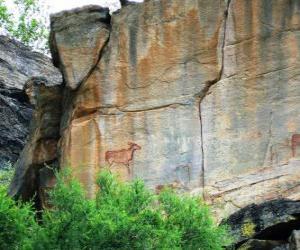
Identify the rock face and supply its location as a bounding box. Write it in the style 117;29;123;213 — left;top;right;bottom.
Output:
9;0;300;219
0;83;32;166
202;0;300;218
54;0;227;197
0;36;61;90
0;36;62;166
224;200;300;249
223;200;300;248
9;77;63;207
50;5;111;90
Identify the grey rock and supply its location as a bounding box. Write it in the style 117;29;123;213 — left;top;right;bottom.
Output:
223;200;300;248
237;239;288;250
0;36;62;167
9;77;63;202
0;83;32;166
289;230;300;250
0;35;62;90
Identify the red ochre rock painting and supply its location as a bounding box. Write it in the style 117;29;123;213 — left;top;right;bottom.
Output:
291;134;300;157
105;142;141;174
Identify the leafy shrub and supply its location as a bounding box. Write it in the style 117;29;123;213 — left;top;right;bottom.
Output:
0;186;37;249
0;0;49;52
0;162;14;188
0;168;231;249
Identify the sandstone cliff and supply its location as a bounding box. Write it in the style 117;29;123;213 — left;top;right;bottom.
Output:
0;36;62;166
9;0;300;221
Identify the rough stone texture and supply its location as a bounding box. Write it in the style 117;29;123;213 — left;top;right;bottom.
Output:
0;36;62;90
201;0;300;217
50;5;111;90
289;230;300;250
8;77;62;205
0;83;32;166
11;0;300;222
0;36;62;166
223;200;300;248
56;0;227;197
237;239;288;250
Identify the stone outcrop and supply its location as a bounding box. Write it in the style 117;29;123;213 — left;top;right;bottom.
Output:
8;77;63;207
0;36;62;166
223;200;300;248
50;6;110;90
0;36;61;89
9;0;300;225
0;83;32;166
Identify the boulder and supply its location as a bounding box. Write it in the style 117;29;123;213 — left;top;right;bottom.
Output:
50;5;110;90
8;77;63;206
223;200;300;248
237;239;288;250
289;230;300;250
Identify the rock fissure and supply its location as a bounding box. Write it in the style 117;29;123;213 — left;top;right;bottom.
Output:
199;0;231;200
76;28;111;90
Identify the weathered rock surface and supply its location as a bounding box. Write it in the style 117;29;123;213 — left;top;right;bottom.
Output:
10;0;300;222
0;36;61;90
0;36;62;166
9;77;62;205
56;0;227;197
289;230;300;250
223;200;300;248
201;0;300;217
238;239;288;250
0;83;32;166
50;5;111;90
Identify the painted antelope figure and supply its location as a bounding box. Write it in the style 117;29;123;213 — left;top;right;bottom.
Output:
105;142;141;174
291;134;300;157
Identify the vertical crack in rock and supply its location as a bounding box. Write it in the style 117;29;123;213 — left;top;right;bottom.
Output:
199;0;232;200
77;29;111;89
49;6;111;90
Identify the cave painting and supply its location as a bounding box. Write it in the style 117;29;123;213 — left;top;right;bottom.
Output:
291;134;300;157
105;142;141;174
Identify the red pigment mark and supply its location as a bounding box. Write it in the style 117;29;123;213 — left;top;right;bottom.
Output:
155;181;183;194
105;142;141;174
291;134;300;157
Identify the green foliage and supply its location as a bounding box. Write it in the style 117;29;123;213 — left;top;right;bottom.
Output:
0;168;232;249
0;186;37;249
0;162;14;188
0;0;49;52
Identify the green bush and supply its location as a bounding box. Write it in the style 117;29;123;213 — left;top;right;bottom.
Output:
0;162;14;188
0;168;231;249
0;0;49;52
0;186;37;249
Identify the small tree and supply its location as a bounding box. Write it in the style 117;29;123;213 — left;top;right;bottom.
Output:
32;169;231;249
0;0;49;52
0;168;231;249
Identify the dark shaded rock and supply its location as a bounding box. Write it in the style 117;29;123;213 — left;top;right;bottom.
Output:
0;83;32;166
0;36;62;167
289;230;300;250
222;200;300;248
237;239;288;250
9;77;63;204
0;35;62;90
